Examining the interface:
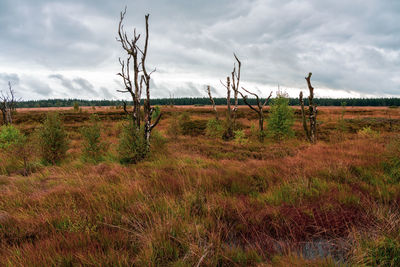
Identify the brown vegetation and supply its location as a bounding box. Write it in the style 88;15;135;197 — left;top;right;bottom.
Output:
0;105;400;265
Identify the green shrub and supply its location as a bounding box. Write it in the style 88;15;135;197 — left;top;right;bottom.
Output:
267;96;294;140
0;125;36;175
179;112;191;125
152;105;161;120
80;114;106;163
249;124;267;142
234;129;248;145
358;126;379;138
37;113;69;165
206;119;224;138
150;129;167;152
0;125;24;149
180;120;207;136
73;101;79;112
117;121;147;164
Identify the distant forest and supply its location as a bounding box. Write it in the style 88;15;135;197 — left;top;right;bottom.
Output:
16;97;400;108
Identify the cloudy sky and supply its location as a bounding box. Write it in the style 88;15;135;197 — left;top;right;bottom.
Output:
0;0;399;100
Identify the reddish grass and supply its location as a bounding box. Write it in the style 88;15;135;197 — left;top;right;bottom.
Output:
0;106;399;265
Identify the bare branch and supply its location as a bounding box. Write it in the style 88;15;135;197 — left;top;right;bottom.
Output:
220;80;228;89
239;91;258;114
116;9;160;152
262;91;273;107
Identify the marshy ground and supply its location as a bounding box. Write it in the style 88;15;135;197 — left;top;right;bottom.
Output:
1;105;400;266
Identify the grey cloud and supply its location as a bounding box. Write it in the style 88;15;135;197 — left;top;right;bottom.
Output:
100;87;115;99
0;73;20;87
49;74;97;96
23;78;53;97
0;0;399;99
172;82;203;98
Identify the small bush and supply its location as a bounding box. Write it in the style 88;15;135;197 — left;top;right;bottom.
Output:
267;96;294;140
117;122;147;164
249;124;267;142
358;126;379;138
206;119;224;138
73;101;79;112
234;129;248;145
179;112;191;125
0;125;36;175
0;125;23;149
36;113;69;165
152;105;161;120
150;129;167;152
180;120;207;136
81;114;106;163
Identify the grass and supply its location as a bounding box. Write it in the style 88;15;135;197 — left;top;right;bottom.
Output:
0;106;399;265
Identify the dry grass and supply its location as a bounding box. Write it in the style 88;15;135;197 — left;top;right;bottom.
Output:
0;106;399;266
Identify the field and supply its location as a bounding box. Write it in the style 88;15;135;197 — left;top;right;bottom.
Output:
1;105;400;266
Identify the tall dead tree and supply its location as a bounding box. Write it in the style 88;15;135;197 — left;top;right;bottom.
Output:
220;54;241;139
299;72;317;143
0;82;17;125
239;88;272;141
206;85;218;120
116;8;161;149
231;54;241;127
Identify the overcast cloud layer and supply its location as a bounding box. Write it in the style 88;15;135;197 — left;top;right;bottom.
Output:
0;0;399;100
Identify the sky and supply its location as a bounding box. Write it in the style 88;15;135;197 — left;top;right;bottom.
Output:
0;0;399;101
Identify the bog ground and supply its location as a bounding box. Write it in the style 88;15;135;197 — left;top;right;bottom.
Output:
1;105;400;266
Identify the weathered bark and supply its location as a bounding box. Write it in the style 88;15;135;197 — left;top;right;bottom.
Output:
220;54;241;140
299;72;317;143
239;87;272;141
206;85;218;120
224;77;234;140
231;54;241;129
116;8;161;150
299;91;310;142
0;100;6;124
0;82;17;125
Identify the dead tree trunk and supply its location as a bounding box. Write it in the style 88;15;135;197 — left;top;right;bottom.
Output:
117;8;161;151
299;91;310;141
0;82;17;125
231;54;241;129
206;85;218;120
239;88;272;141
299;72;317;143
0;99;6;125
223;77;234;140
220;54;241;140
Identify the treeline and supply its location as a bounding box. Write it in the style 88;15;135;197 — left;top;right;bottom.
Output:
16;97;400;108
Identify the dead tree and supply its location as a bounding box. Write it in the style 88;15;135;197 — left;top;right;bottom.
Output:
0;82;17;125
220;54;241;139
231;54;241;127
239;88;272;141
221;76;234;139
116;8;161;150
206;85;218;120
299;72;317;143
